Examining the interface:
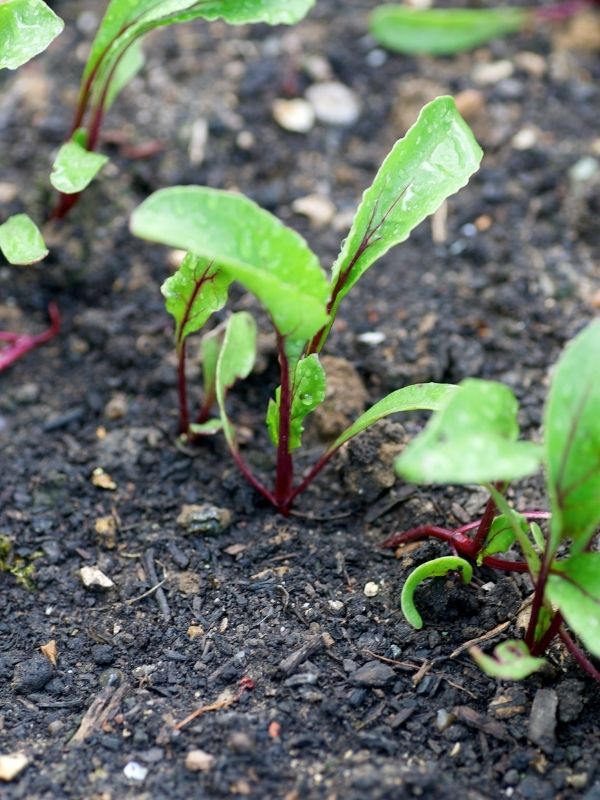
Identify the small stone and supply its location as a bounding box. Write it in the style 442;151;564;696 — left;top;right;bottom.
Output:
176;504;231;535
528;688;558;753
357;331;386;346
363;582;379;598
12;655;54;694
272;98;315;133
0;754;29;782
435;709;455;732
305;82;361;126
512;127;538;150
13;383;40;404
0;183;18;204
328;600;344;613
104;393;128;420
91;644;115;666
454;89;485;119
48;720;64;736
515;51;547;77
123;761;148;782
568;774;589;790
236;130;255;150
569;156;599;184
228;732;255;753
176;570;202;595
80;565;115;590
91;468;117;491
185;749;215;773
94;516;117;549
291;194;336;227
187;625;204;640
472;60;514;85
350;660;395;687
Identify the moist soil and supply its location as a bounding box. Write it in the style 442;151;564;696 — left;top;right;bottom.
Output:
1;1;599;798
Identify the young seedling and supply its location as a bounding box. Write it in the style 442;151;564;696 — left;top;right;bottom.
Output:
49;0;316;219
392;320;600;682
0;215;60;372
0;0;63;70
370;1;598;56
130;96;483;514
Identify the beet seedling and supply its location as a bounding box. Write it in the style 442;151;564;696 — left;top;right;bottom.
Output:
131;96;482;513
392;320;600;682
370;1;598;56
49;0;316;220
0;0;63;70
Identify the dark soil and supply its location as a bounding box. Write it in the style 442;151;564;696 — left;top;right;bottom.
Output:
1;1;600;798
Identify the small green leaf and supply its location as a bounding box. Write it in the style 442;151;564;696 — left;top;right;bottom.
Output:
184;0;315;25
267;354;326;451
320;97;482;346
401;556;473;629
131;187;329;340
477;514;525;563
188;419;223;436
201;325;226;407
50;140;109;194
103;39;145;110
544;321;600;553
215;313;257;450
546;553;600;659
370;6;529;56
328;382;456;455
470;640;546;680
161;253;231;348
396;379;541;485
0;214;48;265
0;0;63;70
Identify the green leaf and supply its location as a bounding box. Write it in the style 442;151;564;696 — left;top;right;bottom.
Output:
188;419;223;436
329;382;457;455
470;640;546;680
369;6;529;56
50;140;109;194
320;97;482;346
131;187;329;340
103;39;145;110
477;514;525;563
201;324;226;406
546;553;600;659
0;0;63;70
544;321;600;553
215;312;257;450
161;253;231;348
267;354;326;451
0;214;48;265
401;556;473;629
396;379;541;485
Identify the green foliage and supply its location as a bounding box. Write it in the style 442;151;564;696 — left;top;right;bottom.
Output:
131;187;329;340
369;6;528;55
0;0;63;70
0;535;37;590
476;514;524;563
50;139;109;194
547;553;600;659
544;320;600;554
267;355;326;451
215;312;257;450
401;556;473;629
0;214;48;265
318;97;482;348
471;640;546;680
396;379;541;485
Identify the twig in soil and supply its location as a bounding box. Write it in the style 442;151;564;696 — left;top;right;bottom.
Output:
278;634;324;676
411;660;433;687
449;598;532;659
141;548;170;621
174;677;255;731
70;682;129;745
276;584;290;612
124;578;167;606
361;649;422;672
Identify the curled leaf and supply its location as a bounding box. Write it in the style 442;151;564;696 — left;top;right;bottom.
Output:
401;556;473;630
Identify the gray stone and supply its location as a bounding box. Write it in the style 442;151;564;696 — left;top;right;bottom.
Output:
349;660;395;687
12;655;54;694
528;688;558;753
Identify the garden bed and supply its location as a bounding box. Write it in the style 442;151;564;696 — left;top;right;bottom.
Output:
1;1;599;797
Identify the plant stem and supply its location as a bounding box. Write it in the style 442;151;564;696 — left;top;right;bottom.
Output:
559;627;600;683
535;0;593;22
530;611;563;656
524;550;552;650
177;342;189;435
274;334;294;511
230;448;277;508
0;303;61;373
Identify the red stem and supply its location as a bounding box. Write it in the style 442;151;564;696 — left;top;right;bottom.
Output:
177;342;189;435
535;0;593;22
559;627;600;682
530;611;563;656
0;303;61;373
274;334;294;511
230;448;277;508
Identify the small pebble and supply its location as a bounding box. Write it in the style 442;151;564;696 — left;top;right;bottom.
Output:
363;581;379;597
435;709;455;732
176;504;231;535
305;82;361;126
454;89;485;119
80;566;115;589
123;761;148;782
350;660;395;687
12;655;54;694
528;688;558;753
272;98;315;133
185;749;215;773
0;754;29;782
569;156;599;184
357;331;386;346
91;644;115;666
512;127;538;150
291;194;336;227
104;394;128;420
472;60;514;85
328;600;344;613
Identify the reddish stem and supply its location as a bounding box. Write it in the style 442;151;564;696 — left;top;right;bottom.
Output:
0;303;61;373
530;611;564;656
274;334;294;511
177;342;189;435
559;627;600;683
230;448;277;508
535;0;593;21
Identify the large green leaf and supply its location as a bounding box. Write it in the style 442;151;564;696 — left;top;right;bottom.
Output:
321;97;482;343
546;553;600;659
162;253;231;348
0;214;48;265
0;0;63;70
215;312;257;449
401;556;473;630
396;379;541;485
370;6;528;56
50;139;109;194
328;382;456;455
266;354;326;451
471;640;546;681
131;187;330;340
544;321;600;553
477;514;525;563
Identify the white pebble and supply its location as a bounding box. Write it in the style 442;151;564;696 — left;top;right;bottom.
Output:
472;60;514;86
80;566;114;590
123;762;148;782
272;98;315;133
292;194;336;227
185;750;215;772
364;581;380;598
306;82;361;127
